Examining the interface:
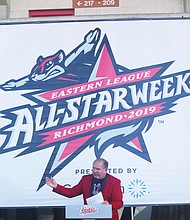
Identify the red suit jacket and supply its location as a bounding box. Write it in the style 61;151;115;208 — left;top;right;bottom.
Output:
53;174;123;220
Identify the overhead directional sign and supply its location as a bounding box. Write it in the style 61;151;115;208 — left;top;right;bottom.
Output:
73;0;119;8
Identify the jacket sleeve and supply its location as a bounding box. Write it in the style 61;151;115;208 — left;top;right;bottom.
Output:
103;177;123;211
53;177;84;198
109;179;123;210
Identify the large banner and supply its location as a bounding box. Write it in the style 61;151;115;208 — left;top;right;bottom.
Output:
0;19;190;207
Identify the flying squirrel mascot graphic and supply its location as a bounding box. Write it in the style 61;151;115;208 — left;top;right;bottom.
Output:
1;28;101;91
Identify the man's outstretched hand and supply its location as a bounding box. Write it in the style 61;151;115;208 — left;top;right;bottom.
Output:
46;177;57;189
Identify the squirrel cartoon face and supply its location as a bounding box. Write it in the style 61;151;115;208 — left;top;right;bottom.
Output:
29;50;65;82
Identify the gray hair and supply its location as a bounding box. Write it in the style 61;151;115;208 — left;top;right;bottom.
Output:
93;158;108;169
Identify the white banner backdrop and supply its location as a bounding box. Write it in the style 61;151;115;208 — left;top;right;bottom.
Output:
0;18;190;207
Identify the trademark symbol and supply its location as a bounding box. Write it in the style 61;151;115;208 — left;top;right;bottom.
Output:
158;120;164;124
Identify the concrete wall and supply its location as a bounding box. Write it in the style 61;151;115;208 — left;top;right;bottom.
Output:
0;0;8;19
1;0;190;19
184;0;190;11
8;0;72;18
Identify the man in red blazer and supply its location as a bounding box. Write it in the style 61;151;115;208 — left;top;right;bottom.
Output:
46;158;123;220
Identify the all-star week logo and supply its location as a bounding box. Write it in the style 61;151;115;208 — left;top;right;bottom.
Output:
0;28;190;190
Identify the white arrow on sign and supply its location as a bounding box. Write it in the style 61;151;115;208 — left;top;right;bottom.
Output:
77;1;82;6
